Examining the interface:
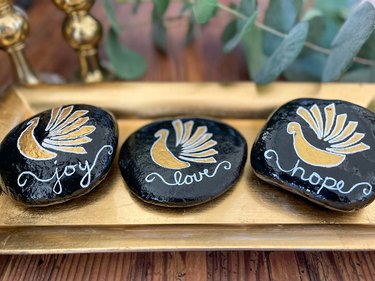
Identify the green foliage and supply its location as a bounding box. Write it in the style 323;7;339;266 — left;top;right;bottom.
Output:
193;0;217;24
255;21;309;84
152;0;170;52
323;2;375;82
223;11;257;53
313;0;356;18
302;9;323;21
242;27;267;79
263;0;302;55
102;0;121;34
284;17;338;81
102;0;146;80
102;0;375;84
105;28;147;80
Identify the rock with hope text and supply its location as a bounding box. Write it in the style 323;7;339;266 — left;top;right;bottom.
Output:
119;118;247;207
251;98;375;211
0;104;118;206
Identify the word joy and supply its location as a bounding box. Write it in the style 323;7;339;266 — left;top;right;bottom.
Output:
264;149;372;196
145;161;232;186
17;145;113;195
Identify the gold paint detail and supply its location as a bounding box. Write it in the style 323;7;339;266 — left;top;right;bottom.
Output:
49;126;95;140
296;107;321;139
323;104;335;137
182;126;207;147
50;106;73;131
17;117;57;160
150;119;218;170
330;133;365;148
328;122;357;144
324;114;346;141
53;110;88;132
45;107;61;131
310;105;324;138
150;129;190;169
17;106;95;161
53;117;89;135
288;103;370;168
327;143;370;155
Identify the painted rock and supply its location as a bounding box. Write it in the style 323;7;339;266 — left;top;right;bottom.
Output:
0;104;118;206
119;118;247;207
251;98;375;211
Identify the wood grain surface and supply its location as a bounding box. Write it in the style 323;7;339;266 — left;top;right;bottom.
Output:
0;1;374;280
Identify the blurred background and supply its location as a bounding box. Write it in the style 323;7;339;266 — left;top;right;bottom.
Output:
1;0;373;85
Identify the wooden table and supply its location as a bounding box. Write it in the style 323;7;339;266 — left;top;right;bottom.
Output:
0;1;374;280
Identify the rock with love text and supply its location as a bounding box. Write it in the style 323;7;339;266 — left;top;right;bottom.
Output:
119;118;247;207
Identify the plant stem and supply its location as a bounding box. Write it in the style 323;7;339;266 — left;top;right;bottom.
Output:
217;3;374;67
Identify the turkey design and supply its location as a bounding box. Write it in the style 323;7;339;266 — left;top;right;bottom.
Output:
287;103;370;168
17;106;95;161
150;119;218;169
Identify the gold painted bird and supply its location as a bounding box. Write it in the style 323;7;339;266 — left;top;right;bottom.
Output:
17;106;95;161
287;103;370;168
150;119;218;169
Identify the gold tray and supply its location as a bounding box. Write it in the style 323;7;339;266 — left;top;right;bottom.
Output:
0;82;375;254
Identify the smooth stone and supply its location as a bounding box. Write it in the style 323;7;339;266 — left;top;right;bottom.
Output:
119;118;247;207
0;104;118;206
251;98;375;212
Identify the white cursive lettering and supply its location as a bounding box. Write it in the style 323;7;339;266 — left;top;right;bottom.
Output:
145;160;232;186
264;149;372;196
17;145;114;194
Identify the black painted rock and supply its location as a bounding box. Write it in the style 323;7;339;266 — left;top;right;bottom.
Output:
0;104;118;206
119;118;247;207
251;98;375;212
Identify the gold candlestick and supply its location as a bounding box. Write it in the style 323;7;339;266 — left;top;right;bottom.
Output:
0;0;39;85
53;0;108;83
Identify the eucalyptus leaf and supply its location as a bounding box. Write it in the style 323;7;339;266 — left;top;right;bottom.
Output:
322;2;375;82
223;11;257;53
151;0;170;53
340;66;375;82
242;27;267;79
358;31;375;60
105;28;146;80
255;21;309;84
152;16;168;52
237;0;256;30
284;50;326;81
221;19;237;45
153;0;170;17
193;0;217;24
306;16;338;48
102;0;121;34
284;16;337;81
263;0;303;55
314;0;356;17
302;8;323;21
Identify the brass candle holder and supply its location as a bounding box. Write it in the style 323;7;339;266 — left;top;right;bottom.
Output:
53;0;108;83
0;0;39;85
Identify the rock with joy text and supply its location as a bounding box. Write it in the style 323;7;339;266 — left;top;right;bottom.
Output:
0;104;118;206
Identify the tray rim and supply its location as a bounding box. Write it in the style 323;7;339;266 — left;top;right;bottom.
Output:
1;82;375;253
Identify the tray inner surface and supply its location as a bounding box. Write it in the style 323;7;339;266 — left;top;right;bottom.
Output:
1;83;375;228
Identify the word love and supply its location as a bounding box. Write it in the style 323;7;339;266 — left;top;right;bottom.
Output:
265;149;372;196
145;161;232;186
17;145;114;195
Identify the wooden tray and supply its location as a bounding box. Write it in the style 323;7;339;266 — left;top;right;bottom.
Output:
0;82;374;254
